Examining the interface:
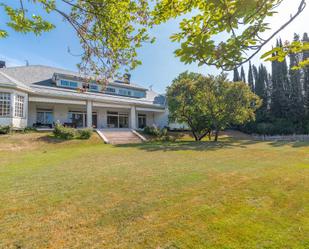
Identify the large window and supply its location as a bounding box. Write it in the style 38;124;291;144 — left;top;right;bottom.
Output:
37;109;53;125
107;111;129;128
15;95;25;118
60;80;79;89
0;92;11;117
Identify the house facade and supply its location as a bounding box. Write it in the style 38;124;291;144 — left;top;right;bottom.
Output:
0;65;169;130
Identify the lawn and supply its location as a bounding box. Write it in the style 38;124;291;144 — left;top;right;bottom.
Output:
0;132;308;249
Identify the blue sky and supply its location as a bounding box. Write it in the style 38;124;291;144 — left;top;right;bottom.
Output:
0;1;308;93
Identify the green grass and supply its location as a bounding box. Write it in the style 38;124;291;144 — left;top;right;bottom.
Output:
0;132;308;249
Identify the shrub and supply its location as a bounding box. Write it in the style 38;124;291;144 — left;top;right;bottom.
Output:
53;124;75;140
23;127;37;133
0;125;11;135
77;128;93;139
143;126;161;136
256;123;275;135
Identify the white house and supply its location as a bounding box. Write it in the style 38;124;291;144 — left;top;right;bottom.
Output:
0;65;169;130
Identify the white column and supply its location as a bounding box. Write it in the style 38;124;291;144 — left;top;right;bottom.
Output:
86;100;93;128
130;105;137;129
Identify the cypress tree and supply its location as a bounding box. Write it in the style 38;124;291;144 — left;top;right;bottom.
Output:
303;33;309;116
252;65;258;88
271;39;290;119
233;68;240;82
248;61;254;92
289;33;304;123
240;66;246;82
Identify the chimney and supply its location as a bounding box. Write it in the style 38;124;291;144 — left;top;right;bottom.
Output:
0;61;6;68
123;73;131;84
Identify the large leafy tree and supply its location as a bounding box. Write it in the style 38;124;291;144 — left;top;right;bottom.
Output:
167;72;261;141
153;0;308;70
0;0;153;79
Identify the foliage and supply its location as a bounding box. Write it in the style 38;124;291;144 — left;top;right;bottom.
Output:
53;123;75;140
77;128;93;139
0;1;307;77
262;39;309;69
144;126;167;137
240;34;309;135
167;72;261;141
22;127;38;133
0;125;11;135
0;0;153;79
153;0;307;70
143;126;175;141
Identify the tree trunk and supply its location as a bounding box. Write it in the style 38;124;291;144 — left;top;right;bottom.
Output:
208;130;212;141
191;131;199;141
214;130;219;142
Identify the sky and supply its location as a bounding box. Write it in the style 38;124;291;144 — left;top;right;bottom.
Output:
0;0;308;93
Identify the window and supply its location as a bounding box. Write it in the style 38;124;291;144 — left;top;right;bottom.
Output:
0;92;11;117
89;84;99;92
37;109;53;125
15;95;25;118
118;88;131;96
133;91;146;98
138;114;147;129
106;87;116;93
60;80;79;89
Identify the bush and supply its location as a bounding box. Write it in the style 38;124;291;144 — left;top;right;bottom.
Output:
0;125;11;135
23;127;37;133
77;128;93;139
143;126;161;136
256;123;275;135
53;124;75;140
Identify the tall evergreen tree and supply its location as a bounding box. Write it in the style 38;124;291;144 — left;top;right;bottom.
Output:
289;33;304;123
240;66;246;82
303;33;309;115
252;65;258;88
248;61;254;92
233;68;240;82
271;39;290;119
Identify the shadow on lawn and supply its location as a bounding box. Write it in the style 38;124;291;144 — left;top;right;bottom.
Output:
115;137;309;152
36;134;68;144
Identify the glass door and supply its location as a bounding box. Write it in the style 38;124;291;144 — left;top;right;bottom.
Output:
119;115;129;128
138;114;147;129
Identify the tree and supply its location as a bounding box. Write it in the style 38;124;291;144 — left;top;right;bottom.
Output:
271;39;290;119
0;0;153;79
248;61;254;92
233;68;240;82
288;33;304;123
240;66;246;83
154;0;308;70
167;72;261;141
302;33;309;115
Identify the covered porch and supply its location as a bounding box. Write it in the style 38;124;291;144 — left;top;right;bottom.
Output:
28;96;166;130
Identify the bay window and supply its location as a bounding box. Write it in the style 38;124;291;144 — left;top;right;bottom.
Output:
0;92;11;117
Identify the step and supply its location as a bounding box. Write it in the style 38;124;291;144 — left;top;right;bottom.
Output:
96;129;145;144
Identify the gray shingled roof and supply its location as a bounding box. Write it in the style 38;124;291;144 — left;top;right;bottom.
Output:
0;65;166;107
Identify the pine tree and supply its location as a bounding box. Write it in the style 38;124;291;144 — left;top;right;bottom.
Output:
240;66;246;82
248;61;254;92
233;68;240;82
289;33;304;123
